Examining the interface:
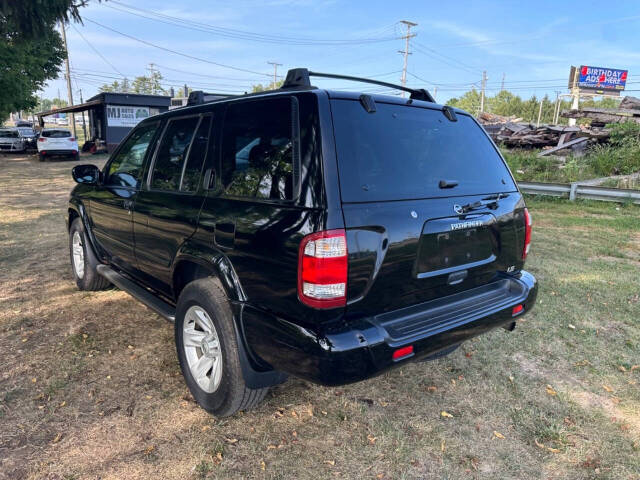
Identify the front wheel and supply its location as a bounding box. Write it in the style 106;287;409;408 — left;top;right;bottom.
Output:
69;218;110;291
175;279;268;417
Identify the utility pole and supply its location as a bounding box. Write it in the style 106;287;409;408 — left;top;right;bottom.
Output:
398;20;417;97
480;71;487;112
568;67;580;126
147;63;157;94
79;89;87;141
433;86;437;102
553;91;561;124
501;72;505;91
60;22;76;137
267;61;282;88
536;97;544;127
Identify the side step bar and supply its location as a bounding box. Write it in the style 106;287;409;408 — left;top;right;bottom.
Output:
96;264;175;322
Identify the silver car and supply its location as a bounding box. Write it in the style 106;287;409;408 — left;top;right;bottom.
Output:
0;128;25;153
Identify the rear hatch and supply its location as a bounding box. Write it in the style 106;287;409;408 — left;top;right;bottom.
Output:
41;130;72;148
329;96;526;317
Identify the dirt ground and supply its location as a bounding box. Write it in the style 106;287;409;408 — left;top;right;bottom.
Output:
0;151;638;480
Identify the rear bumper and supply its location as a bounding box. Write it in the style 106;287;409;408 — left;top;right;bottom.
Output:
243;270;538;386
39;149;77;156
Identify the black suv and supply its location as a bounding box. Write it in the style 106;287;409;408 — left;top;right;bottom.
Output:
67;69;537;417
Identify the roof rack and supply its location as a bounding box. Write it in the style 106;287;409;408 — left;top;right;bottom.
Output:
281;68;435;102
187;91;232;106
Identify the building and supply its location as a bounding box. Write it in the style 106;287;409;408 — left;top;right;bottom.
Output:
36;92;171;152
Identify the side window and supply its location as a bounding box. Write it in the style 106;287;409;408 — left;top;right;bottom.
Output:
221;97;295;200
181;115;212;192
106;123;158;188
151;116;199;191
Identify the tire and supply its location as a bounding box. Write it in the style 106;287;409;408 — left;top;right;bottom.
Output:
69;218;110;291
38;153;45;162
175;278;268;417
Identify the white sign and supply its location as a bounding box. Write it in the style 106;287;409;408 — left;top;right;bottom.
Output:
106;105;150;127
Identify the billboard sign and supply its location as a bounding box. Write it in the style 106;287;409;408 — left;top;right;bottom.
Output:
106;105;150;127
577;66;628;91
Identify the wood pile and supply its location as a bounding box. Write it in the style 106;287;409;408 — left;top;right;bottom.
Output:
478;112;608;151
561;96;640;126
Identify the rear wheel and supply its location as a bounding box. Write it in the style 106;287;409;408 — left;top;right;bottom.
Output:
175;279;268;417
69;218;110;291
38;153;45;162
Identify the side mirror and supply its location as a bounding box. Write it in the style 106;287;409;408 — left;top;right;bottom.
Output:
72;164;101;185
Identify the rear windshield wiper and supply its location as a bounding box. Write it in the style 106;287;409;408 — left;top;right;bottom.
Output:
460;193;508;213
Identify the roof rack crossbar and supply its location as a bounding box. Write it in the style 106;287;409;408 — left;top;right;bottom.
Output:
281;68;435;102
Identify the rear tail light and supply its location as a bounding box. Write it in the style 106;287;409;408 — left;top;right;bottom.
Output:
512;304;524;316
38;137;46;142
298;229;347;309
69;137;75;142
522;208;532;260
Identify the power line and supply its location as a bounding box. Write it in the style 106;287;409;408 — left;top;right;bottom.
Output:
105;1;399;46
412;40;480;75
82;17;273;77
70;23;126;78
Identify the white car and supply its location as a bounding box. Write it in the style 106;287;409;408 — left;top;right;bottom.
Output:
55;117;69;125
37;129;79;161
0;128;25;153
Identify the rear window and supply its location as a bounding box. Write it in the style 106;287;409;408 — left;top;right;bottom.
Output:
41;130;71;138
331;100;516;202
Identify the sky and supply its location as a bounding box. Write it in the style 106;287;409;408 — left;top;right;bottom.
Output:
44;0;640;104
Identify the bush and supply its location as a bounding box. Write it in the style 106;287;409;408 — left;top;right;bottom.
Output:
587;122;640;176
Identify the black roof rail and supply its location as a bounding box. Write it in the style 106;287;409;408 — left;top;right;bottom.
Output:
281;68;435;102
187;91;232;106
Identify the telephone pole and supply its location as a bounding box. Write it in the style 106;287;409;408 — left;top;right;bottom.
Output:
501;72;505;91
79;89;87;141
267;61;282;87
480;71;487;113
60;22;76;137
147;63;157;94
398;20;417;97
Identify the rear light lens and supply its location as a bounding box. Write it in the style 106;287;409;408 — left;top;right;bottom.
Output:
392;345;414;360
522;208;532;260
69;137;75;142
298;229;347;309
512;304;524;316
38;137;46;142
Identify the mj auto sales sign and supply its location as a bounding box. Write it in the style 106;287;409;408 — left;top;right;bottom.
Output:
578;66;628;91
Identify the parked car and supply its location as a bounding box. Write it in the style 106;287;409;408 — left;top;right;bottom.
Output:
38;129;78;161
17;126;38;151
15;120;34;128
0;128;25;153
66;68;537;417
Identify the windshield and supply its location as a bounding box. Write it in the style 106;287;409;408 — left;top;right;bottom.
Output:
0;130;19;138
331;100;517;202
18;128;35;136
41;130;71;138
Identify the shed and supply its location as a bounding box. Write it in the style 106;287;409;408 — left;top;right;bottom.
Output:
36;92;170;152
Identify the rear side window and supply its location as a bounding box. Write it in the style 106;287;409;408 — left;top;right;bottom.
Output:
331;100;516;202
151;117;199;191
41;130;71;138
221;97;296;200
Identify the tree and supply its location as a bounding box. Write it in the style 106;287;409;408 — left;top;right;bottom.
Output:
131;71;167;95
446;89;481;114
0;1;93;119
251;79;284;93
